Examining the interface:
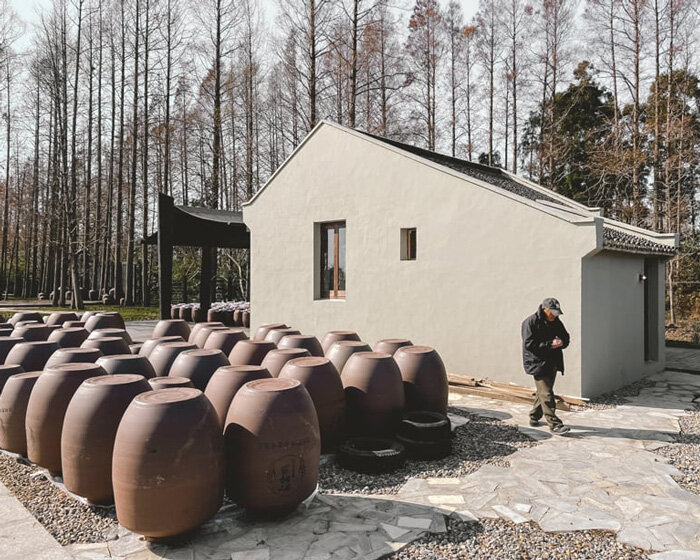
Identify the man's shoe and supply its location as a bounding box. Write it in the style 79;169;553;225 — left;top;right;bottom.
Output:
550;424;570;435
529;418;540;427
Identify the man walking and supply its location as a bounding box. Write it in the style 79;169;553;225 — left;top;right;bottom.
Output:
521;298;570;435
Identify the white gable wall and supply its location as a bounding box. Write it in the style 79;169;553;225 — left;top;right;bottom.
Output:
245;124;602;396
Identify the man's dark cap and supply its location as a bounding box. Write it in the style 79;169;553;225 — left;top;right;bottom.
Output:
542;297;563;316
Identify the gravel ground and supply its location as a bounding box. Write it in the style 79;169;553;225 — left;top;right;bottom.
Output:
319;407;536;495
0;453;118;545
391;518;649;560
653;406;700;496
571;378;658;410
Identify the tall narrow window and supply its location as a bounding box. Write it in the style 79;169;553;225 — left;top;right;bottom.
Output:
320;222;346;299
401;228;417;260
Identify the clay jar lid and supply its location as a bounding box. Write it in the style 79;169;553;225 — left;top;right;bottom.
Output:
321;331;361;354
264;328;300;345
326;341;372;374
148;376;194;390
138;336;184;358
260;348;311;377
373;338;413;355
277;335;324;357
45;347;104;367
253;323;288;342
96;354;156;379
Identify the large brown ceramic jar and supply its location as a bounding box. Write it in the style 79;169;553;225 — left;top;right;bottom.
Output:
62;321;86;329
170;306;180;320
0;364;23;392
341;352;405;438
326;341;372;374
224;378;320;516
277;335;324;357
279;357;346;450
188;322;224;343
61;375;151;504
264;328;300;345
80;311;96;322
148;377;193;390
48;327;89;348
228;340;276;366
203;329;248;355
180;307;193;322
81;336;131;356
138;336;184;358
11;324;50;342
112;388;225;538
260;348;310;378
169;349;230;391
207;309;226;323
46;312;79;326
253;323;287;342
203;365;271;427
373;338;413;355
5;341;59;371
45;347;103;367
393;346;448;414
321;331;361;354
223;310;234;326
25;363;106;474
192;326;229;348
84;312;126;332
0;336;24;363
88;328;133;344
152;319;190;340
129;344;143;355
0;371;41;454
232;310;242;326
0;327;12;337
96;354;156;379
148;341;197;377
192;308;206;323
242;312;250;328
8;312;43;326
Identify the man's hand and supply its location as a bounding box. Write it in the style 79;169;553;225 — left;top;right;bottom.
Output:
551;337;563;349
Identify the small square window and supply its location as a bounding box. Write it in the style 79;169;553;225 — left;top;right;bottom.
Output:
401;228;417;261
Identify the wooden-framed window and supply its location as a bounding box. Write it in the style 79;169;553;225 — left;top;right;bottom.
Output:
401;228;417;261
320;221;346;299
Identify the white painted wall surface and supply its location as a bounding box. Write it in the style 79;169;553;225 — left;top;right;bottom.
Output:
244;124;602;396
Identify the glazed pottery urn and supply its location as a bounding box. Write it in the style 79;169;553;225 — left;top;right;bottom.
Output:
253;323;287;342
188;322;224;343
11;324;50;342
81;336;131;356
138;336;184;358
152;319;190;340
48;327;89;348
170;306;180;320
96;354;156;379
192;326;229;349
203;329;248;355
393;346;448;414
63;321;86;329
232;310;242;326
0;372;41;454
277;335;324;357
169;349;230;391
88;328;133;344
148;377;194;390
8;312;43;326
279;357;346;450
45;347;103;367
0;336;24;363
0;364;24;393
192;308;206;323
112;388;225;538
46;312;79;326
223;310;234;326
207;309;226;323
321;331;361;354
5;341;59;371
241;312;250;328
224;378;320;516
80;311;96;322
228;340;276;366
84;312;126;332
61;374;152;504
25;362;106;474
148;341;198;377
326;341;372;374
260;348;310;378
341;352;405;438
180;307;193;322
264;328;300;346
203;365;271;428
373;339;413;355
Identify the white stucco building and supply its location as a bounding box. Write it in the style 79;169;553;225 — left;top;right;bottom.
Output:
243;121;678;398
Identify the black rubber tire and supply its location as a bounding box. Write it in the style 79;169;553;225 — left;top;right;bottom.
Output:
398;411;451;443
397;435;452;460
337;437;406;473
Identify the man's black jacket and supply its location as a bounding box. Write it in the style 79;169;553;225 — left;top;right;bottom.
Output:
521;306;570;377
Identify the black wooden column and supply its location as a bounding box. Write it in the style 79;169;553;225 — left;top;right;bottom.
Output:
158;194;175;319
199;246;215;319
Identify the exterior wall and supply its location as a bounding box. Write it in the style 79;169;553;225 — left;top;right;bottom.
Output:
580;251;666;397
244;124;599;397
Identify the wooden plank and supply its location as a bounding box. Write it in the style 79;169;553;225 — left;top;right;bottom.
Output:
449;383;572;412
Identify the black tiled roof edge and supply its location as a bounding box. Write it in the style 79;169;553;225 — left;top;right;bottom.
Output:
603;227;676;255
175;205;244;224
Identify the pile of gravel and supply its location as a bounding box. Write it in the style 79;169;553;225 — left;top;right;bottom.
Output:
392;518;649;560
319;408;536;495
654;406;700;496
0;453;118;545
573;378;658;410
